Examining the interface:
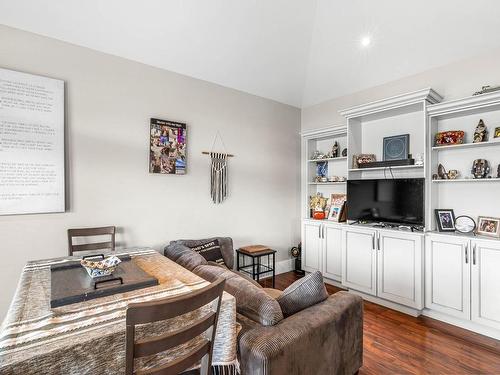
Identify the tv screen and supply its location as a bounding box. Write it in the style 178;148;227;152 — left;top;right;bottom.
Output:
347;178;425;226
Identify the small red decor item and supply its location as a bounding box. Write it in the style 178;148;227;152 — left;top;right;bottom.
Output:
313;211;326;220
435;131;465;146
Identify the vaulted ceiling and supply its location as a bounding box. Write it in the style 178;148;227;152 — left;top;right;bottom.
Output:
1;0;500;108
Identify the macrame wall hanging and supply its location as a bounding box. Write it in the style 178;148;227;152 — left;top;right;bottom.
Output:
202;131;234;204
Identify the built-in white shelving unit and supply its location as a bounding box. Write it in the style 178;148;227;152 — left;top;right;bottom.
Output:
428;90;500;229
340;88;442;187
301;89;500;340
339;88;442;230
301;125;348;219
302;89;500;339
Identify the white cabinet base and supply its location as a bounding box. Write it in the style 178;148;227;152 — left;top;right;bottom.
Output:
423;308;500;341
349;289;422;318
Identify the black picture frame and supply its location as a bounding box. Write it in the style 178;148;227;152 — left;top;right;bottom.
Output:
435;209;456;232
383;134;410;161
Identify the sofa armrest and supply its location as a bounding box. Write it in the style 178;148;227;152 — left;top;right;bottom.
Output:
238;291;363;375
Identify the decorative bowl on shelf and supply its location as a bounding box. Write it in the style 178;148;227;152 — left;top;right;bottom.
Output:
80;256;122;278
435;131;465;146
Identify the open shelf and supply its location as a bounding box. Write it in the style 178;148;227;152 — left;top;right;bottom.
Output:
308;181;346;185
432;139;500;151
349;165;423;172
432;178;500;183
308;156;347;162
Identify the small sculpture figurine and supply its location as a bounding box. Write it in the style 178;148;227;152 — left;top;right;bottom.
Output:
437;164;448;179
447;170;459;179
311;150;322;160
471;159;490;179
414;153;424;166
342;148;347;157
473;119;488;143
331;142;339;158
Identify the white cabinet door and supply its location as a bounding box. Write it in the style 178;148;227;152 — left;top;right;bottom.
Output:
377;232;423;309
471;239;500;330
425;235;470;320
323;223;342;281
302;221;322;273
342;227;377;296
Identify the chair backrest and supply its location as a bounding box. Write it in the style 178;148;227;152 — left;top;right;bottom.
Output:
125;278;226;375
67;226;116;256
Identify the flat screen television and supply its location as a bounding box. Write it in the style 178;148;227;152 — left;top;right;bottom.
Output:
347;178;425;226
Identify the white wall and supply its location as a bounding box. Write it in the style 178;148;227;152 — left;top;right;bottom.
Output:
302;48;500;130
0;25;301;320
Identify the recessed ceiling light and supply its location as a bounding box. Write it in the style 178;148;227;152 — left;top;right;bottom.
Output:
361;36;371;47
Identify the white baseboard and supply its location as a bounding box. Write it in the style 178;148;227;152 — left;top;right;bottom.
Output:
275;259;293;275
422;309;500;341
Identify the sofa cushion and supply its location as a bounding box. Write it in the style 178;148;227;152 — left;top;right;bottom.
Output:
194;265;284;326
277;271;328;317
171;238;234;269
163;243;208;271
186;239;226;266
263;288;283;299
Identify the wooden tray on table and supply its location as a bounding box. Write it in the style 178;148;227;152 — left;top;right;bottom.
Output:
50;255;158;308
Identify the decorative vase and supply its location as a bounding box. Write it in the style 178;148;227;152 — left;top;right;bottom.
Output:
313;211;326;220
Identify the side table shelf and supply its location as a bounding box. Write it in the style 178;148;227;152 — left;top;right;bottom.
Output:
236;246;276;288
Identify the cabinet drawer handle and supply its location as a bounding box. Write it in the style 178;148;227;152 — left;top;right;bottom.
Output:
372;234;375;250
377;235;381;251
318;225;321;238
473;244;476;265
465;244;469;264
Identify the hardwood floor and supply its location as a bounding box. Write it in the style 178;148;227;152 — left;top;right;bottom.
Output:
260;272;500;375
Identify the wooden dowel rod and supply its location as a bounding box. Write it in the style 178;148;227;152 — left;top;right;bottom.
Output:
202;151;235;157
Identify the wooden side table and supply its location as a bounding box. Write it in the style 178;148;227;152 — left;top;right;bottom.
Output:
236;245;276;287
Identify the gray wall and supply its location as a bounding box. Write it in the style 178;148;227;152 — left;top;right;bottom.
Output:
0;25;301;320
302;48;500;130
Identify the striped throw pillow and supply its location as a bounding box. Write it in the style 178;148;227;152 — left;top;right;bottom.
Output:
277;271;328;317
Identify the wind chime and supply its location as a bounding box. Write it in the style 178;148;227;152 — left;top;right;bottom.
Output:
202;131;234;204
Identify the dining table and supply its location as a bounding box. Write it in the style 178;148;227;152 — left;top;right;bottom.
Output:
0;248;239;374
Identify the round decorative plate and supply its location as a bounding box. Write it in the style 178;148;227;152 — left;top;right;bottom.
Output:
385;138;406;160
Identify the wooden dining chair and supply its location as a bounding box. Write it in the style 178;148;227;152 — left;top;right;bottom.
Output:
67;226;116;256
125;278;226;375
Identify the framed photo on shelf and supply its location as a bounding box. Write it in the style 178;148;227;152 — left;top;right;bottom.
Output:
383;134;409;161
352;154;376;168
476;216;500;238
328;194;347;222
435;209;456;232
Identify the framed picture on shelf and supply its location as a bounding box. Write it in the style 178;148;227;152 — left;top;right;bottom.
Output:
383;134;409;161
352;154;376;168
435;209;456;232
328;194;347;222
477;216;500;238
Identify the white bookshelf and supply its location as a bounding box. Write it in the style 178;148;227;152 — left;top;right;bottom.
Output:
301;125;348;219
339;88;442;230
427;90;500;230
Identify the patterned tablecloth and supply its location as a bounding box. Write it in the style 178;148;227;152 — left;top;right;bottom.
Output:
0;248;238;374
